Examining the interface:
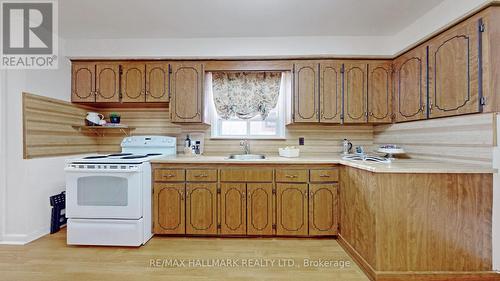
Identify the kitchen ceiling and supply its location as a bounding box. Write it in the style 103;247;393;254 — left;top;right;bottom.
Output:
59;0;445;39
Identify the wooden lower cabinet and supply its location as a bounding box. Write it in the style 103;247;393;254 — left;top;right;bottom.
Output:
220;183;246;235
309;184;339;236
247;183;274;235
153;165;339;237
153;183;185;234
276;183;308;236
186;183;217;235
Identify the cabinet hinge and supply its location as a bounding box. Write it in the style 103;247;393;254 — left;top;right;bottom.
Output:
168;64;172;74
479;22;486;33
217;187;221;194
340;64;345;74
272;224;277;230
217;223;221;229
480;96;487;106
272;188;276;195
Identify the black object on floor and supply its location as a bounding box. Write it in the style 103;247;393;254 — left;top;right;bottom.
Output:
50;191;67;234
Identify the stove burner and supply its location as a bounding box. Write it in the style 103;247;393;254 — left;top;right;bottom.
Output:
121;155;147;159
108;153;133;157
83;155;109;159
146;153;162;156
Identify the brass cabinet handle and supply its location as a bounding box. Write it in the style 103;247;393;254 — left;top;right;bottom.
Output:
304;191;308;199
285;175;297;178
180;191;184;201
194;174;208;178
163;174;175;178
319;174;330;178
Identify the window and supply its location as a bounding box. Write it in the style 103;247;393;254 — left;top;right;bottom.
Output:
206;72;290;139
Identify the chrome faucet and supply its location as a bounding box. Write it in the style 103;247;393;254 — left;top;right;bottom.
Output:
240;140;250;154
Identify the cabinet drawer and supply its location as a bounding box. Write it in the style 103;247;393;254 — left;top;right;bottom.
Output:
154;169;185;182
275;169;309;183
186;169;218;182
220;169;273;182
310;169;339;182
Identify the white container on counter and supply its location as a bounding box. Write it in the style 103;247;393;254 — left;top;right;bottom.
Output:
279;147;300;158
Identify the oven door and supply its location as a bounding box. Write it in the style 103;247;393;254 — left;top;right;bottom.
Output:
65;164;143;219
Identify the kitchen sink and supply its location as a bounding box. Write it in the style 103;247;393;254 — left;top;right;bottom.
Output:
227;154;266;160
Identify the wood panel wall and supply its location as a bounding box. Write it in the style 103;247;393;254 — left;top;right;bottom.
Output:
373;113;496;166
339;165;494;280
23;93;99;158
97;108;374;155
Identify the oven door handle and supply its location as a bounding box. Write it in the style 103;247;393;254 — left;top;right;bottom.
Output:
64;167;140;173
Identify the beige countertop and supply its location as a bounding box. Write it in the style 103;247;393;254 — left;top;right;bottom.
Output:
151;154;496;174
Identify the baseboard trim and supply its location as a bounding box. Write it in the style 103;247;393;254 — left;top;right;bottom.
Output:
338;234;500;281
337;234;377;281
0;227;49;245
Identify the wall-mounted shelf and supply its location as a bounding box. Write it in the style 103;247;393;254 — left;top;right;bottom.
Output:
72;125;135;137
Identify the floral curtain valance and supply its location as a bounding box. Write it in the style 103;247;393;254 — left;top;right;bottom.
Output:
211;72;282;120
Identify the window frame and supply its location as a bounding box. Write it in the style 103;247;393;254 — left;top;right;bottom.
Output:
209;72;288;140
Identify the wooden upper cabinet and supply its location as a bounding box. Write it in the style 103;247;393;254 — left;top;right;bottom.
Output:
247;183;274;236
170;62;204;123
71;62;95;102
121;62;146;103
428;17;481;118
309;184;338;236
319;62;342;123
393;47;427;122
153;183;185;235
186;183;217;235
294;62;319;122
146;63;169;102
220;183;246;235
276;183;308;236
343;63;368;123
368;62;393;123
95;62;120;103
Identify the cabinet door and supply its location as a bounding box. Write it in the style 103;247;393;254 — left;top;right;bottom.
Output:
320;62;342;123
343;63;368;123
146;62;169;102
71;62;95;102
220;183;246;235
121;62;146;103
368;62;393;123
186;183;217;235
428;17;481;118
276;183;308;236
247;183;273;236
95;63;120;102
294;62;319;122
170;63;203;123
309;184;338;236
153;183;185;234
393;47;427;122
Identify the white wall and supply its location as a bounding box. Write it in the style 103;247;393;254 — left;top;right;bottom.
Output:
390;0;491;54
0;70;6;241
1;39;72;244
64;36;394;58
64;0;493;59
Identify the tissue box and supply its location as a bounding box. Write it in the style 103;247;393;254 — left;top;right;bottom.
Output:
279;147;300;158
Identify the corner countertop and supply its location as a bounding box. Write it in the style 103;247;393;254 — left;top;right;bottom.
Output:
150;154;496;174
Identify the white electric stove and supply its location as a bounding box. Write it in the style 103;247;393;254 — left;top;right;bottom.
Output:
65;136;176;246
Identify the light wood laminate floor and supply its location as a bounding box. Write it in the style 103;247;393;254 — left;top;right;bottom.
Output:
0;230;369;281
